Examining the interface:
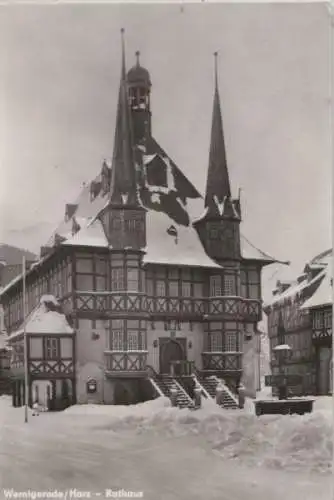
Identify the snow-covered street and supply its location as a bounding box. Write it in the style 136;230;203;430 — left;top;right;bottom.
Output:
0;395;332;500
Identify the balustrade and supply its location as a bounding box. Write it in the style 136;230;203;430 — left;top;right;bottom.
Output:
104;350;148;376
201;352;242;372
75;291;261;321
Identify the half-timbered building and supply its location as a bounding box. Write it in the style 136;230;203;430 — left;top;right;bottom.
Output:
264;249;332;396
1;35;282;408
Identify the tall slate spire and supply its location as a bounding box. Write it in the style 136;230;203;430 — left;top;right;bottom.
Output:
110;29;139;207
204;52;231;216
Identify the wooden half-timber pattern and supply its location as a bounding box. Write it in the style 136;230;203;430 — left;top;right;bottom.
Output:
73;291;261;322
2;246;262;380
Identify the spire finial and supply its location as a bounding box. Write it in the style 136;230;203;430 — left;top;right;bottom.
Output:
214;51;219;87
135;50;140;67
121;28;126;76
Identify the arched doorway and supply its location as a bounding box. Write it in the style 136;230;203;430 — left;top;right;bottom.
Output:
159;339;186;375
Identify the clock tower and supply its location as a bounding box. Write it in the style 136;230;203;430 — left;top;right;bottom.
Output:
194;52;241;264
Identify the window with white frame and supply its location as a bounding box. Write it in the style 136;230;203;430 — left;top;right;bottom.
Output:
111;269;124;291
146;279;154;296
313;311;323;329
127;331;139;351
225;331;238;352
109;330;124;351
168;281;179;297
181;281;191;297
324;309;332;328
223;274;236;296
44;338;59;360
127;268;139;291
210;275;222;296
156;280;166;296
210;332;222;351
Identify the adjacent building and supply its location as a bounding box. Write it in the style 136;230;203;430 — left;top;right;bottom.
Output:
264;249;332;396
1;36;282;407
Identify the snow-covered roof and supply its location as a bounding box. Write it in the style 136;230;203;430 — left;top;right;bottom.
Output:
0;134;283;299
265;249;332;309
8;295;74;340
62;218;108;248
301;259;332;310
239;234;280;263
143;210;220;268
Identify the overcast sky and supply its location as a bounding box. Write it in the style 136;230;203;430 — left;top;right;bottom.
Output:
0;3;331;297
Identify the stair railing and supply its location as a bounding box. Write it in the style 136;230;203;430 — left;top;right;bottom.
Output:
211;375;238;405
145;365;165;398
172;378;194;407
192;375;211;399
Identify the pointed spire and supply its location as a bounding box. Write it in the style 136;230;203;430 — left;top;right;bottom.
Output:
110;29;139;207
204;51;231;215
135;50;140;67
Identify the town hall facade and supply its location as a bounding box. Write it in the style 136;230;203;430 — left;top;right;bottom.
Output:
1;33;281;409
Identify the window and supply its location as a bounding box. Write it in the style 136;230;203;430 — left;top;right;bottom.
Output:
96;276;106;291
223;274;236;296
324;310;332;328
76;274;93;291
181;282;191;297
127;331;139;351
210;275;222;296
314;311;323;329
168;281;179;297
240;268;261;299
127;269;139;291
225;331;237;352
111;269;124;291
146;279;154;296
156;280;166;296
109;330;124;351
210;332;222;351
44;338;59;360
193;283;203;298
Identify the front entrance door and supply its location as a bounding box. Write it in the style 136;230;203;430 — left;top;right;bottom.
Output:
159;338;186;374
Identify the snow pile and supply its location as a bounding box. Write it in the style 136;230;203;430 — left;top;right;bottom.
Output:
61;397;332;475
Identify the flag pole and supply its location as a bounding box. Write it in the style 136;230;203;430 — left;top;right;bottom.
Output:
23;256;28;423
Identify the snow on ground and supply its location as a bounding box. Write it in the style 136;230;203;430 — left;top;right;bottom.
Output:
0;395;332;500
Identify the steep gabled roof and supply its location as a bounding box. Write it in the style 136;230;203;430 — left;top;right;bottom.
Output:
8;295;74;341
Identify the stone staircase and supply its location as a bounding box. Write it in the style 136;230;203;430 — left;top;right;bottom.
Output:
146;366;194;409
194;374;239;410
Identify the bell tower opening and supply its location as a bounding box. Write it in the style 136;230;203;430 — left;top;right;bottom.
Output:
127;51;152;145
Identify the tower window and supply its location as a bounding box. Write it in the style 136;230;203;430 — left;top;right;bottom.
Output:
223;275;236;296
210;275;222;296
210;332;222;351
225;332;238;352
111;269;124;291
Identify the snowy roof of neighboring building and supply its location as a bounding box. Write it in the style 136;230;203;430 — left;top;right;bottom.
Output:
8;295;74;340
264;249;332;309
301;258;332;310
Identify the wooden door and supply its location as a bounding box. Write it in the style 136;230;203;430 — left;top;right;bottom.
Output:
159;338;186;374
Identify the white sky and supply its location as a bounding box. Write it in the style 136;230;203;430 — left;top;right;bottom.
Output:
0;3;332;294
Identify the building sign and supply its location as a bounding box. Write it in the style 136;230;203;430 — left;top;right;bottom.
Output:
265;374;303;387
86;379;97;394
